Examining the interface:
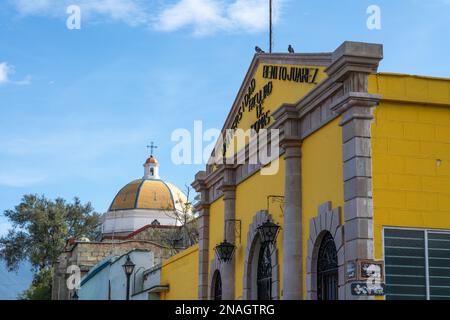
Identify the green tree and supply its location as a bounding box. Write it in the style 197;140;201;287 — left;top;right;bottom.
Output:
0;194;101;299
17;268;53;300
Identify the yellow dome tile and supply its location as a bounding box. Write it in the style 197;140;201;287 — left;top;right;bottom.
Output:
137;180;174;210
109;179;142;210
109;179;185;211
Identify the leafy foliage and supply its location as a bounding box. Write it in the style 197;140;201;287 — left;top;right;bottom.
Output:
0;194;101;299
17;267;53;300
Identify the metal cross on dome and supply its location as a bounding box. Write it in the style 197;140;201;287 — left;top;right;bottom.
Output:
146;141;158;156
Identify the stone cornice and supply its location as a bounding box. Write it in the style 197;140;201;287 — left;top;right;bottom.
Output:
194;202;210;212
331;92;382;126
325;41;383;83
191;171;207;192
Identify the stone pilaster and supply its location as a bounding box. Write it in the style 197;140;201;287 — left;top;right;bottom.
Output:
328;41;383;300
272;104;303;300
192;171;210;300
281;139;302;300
220;166;236;300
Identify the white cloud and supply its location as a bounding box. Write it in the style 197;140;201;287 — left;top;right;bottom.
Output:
0;62;10;84
0;62;31;86
12;0;148;25
155;0;229;35
0;173;47;188
10;0;284;35
156;0;284;35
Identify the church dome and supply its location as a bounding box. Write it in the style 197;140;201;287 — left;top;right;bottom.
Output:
101;149;190;235
109;179;187;212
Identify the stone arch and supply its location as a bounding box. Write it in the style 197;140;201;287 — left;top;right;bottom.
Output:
306;201;345;300
243;210;280;300
208;255;225;300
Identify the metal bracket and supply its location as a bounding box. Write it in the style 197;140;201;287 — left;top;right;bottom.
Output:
266;195;285;215
225;219;242;245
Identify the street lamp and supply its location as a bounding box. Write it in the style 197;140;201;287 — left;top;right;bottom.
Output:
257;219;281;245
122;255;135;300
215;240;236;263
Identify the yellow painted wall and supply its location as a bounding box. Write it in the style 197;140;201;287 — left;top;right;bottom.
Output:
224;63;327;158
209;118;344;299
160;245;199;300
234;64;327;132
233;158;285;299
301;118;345;296
159;72;450;301
369;73;450;262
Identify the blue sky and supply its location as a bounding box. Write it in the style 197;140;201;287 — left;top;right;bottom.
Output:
1;0;450;237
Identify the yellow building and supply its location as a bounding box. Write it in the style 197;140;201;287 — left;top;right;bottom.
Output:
158;41;450;300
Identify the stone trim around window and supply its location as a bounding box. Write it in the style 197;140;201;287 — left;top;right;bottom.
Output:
306;202;345;300
209;255;225;300
242;210;280;300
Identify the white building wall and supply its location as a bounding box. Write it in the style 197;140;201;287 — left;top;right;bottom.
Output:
79;251;154;300
102;209;179;234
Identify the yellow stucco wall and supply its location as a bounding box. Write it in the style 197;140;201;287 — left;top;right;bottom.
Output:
369;73;450;261
160;245;199;300
301;117;345;296
208;119;344;299
223;63;327;158
233;64;327;133
234;158;285;299
161;73;450;301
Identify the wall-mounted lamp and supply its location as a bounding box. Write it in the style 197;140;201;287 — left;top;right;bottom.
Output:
215;240;236;263
257;219;281;245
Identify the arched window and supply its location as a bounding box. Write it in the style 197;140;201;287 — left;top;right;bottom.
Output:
257;242;272;300
213;271;222;300
317;232;338;300
150;168;154;176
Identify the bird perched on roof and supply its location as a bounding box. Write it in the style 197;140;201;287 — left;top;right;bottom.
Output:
288;44;295;54
255;46;265;54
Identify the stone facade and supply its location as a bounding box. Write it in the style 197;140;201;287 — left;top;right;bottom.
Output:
52;239;171;300
52;221;199;300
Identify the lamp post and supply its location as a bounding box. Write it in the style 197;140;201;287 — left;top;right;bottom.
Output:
122;255;135;300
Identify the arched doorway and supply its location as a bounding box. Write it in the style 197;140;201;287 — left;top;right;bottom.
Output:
243;211;280;300
212;270;222;300
257;242;272;300
317;232;338;300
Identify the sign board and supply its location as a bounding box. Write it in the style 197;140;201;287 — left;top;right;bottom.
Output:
348;260;386;296
351;282;386;296
359;260;384;282
346;260;385;282
221;63;327;158
346;261;357;282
